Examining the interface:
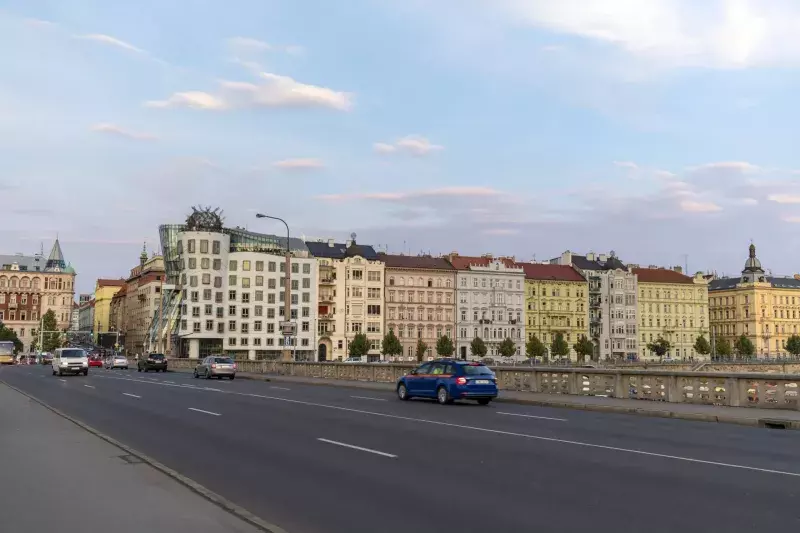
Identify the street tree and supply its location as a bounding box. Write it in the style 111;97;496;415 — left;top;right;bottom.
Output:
470;337;487;359
498;337;516;359
348;333;370;358
0;322;23;353
573;335;594;364
715;337;733;358
785;335;800;357
734;334;755;358
381;330;403;361
436;335;455;358
646;336;671;360
41;310;60;352
415;339;428;362
694;335;711;357
526;335;547;362
550;332;570;361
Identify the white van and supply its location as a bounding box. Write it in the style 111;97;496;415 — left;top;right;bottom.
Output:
52;348;89;376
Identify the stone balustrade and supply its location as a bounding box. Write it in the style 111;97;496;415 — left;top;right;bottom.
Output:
166;359;800;411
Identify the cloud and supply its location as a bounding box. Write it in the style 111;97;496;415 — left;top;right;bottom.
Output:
317;186;502;203
272;158;325;171
146;73;352;111
24;18;56;28
614;161;639;170
499;0;800;69
374;135;444;156
679;200;723;213
782;216;800;223
74;33;145;54
768;194;800;204
228;37;272;51
91;123;157;141
482;228;520;236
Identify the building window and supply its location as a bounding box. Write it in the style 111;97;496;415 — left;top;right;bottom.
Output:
228;320;236;331
256;291;264;302
229;275;237;286
267;323;275;333
229;290;236;301
268;279;276;289
228;337;237;346
217;323;224;334
352;270;363;280
303;263;311;274
216;307;224;318
213;259;222;270
200;240;209;254
188;258;197;269
268;262;276;272
368;271;381;282
255;305;263;317
204;304;213;315
202;273;211;285
242;277;251;288
241;323;249;334
256;276;264;287
193;322;200;332
187;240;195;253
205;320;214;331
303;277;311;289
242;308;250;319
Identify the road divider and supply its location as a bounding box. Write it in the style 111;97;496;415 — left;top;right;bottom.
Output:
189;407;221;417
317;438;397;458
123;393;141;399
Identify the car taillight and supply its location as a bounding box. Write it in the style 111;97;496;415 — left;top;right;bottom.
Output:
211;363;217;369
456;377;467;385
233;363;237;370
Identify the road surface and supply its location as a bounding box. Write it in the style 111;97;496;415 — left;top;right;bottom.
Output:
2;365;799;533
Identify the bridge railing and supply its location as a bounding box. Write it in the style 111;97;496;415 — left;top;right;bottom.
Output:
166;359;800;411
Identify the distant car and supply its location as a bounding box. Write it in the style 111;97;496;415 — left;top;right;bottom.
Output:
193;356;236;380
138;353;167;372
88;356;103;368
40;353;53;365
342;357;363;364
105;355;129;370
396;359;498;405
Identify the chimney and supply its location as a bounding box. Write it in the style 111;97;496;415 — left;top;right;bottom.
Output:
327;239;334;247
585;252;594;261
673;266;683;274
598;253;607;262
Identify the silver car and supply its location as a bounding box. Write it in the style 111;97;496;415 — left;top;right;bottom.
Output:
105;354;129;370
193;356;237;380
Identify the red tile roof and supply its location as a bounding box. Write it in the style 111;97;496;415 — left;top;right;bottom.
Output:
632;267;694;284
447;255;518;270
97;278;126;287
519;263;586;282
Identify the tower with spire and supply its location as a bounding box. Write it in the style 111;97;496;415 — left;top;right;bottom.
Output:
740;242;767;284
140;242;148;267
44;237;66;272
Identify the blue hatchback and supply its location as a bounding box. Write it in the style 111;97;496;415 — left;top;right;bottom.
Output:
396;359;498;405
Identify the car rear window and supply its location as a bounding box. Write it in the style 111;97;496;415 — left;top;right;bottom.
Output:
462;364;494;376
214;357;234;364
149;354;165;360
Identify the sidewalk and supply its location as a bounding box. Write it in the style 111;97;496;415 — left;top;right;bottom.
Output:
175;369;800;430
0;383;274;533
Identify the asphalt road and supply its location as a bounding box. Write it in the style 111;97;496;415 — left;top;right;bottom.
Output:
2;365;799;533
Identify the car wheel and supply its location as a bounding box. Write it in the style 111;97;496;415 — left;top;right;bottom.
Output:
83;370;89;376
397;383;409;401
138;367;142;372
477;398;492;406
193;370;198;378
58;370;63;377
229;375;235;380
437;386;452;405
52;370;56;376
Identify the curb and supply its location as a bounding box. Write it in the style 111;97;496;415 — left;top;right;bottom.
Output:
0;379;288;533
167;369;800;430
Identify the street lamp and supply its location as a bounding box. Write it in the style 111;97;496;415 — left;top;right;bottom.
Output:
255;213;293;361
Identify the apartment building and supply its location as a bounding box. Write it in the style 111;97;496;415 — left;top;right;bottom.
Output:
448;254;526;361
551;251;638;361
381;254;456;361
520;263;589;360
632;266;710;360
306;239;384;362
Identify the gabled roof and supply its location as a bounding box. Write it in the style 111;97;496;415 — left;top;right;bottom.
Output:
45;238;66;272
305;240;378;260
519;263;586;282
632;267;694;285
379;254;454;270
447;255;517;270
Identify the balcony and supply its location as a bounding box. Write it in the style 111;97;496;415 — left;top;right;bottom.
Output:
319;294;334;303
8;302;18;309
319;313;334;320
479;319;493;324
320;277;336;285
508;319;517;325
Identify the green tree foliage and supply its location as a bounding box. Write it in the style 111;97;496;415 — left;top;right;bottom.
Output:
526;335;547;361
573;335;594;364
734;334;755;357
415;339;428;362
381;330;402;359
784;335;800;357
470;337;487;359
550;332;570;359
435;335;455;357
41;310;61;352
348;333;370;358
715;337;733;357
646;336;671;358
694;335;711;356
498;337;517;359
0;322;23;353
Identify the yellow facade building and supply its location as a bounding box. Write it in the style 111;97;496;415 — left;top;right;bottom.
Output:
632;267;710;360
93;278;125;342
709;244;800;357
521;263;588;360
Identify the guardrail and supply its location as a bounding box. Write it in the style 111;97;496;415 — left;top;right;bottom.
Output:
167;359;800;411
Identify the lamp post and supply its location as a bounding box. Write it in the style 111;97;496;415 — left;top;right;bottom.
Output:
256;213;293;361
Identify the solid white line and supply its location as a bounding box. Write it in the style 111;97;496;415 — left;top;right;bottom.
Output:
85;372;800;478
123;393;141;399
164;380;175;384
317;438;397;458
497;412;568;422
351;395;388;402
83;385;95;389
58;379;66;383
271;386;291;391
188;407;221;416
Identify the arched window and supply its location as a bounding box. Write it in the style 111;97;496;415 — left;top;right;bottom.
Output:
408;278;414;287
445;279;451;288
10;277;18;288
32;278;40;290
389;276;395;286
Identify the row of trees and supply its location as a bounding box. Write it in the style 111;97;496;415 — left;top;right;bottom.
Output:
647;333;800;358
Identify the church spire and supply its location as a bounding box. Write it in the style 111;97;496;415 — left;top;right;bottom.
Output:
44;237;66;272
140;242;148;266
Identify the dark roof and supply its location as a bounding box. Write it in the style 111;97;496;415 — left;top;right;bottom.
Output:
379;254;454;270
519;263;585;282
447;255;518;270
569;254;628;272
709;276;800;291
305;240;378;260
632;267;694;284
0;253;45;272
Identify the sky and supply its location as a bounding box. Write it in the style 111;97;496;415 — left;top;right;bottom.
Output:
2;0;800;296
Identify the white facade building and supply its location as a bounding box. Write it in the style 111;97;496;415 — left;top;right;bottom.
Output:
449;254;526;361
175;229;317;361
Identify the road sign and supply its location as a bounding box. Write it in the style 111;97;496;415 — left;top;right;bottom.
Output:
280;321;297;335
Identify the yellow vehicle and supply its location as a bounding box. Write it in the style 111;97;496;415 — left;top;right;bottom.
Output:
0;341;14;365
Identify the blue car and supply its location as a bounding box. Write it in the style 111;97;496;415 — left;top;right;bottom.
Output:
396;359;498;405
